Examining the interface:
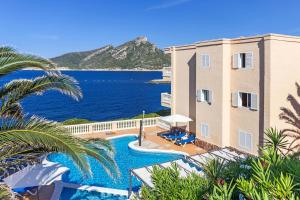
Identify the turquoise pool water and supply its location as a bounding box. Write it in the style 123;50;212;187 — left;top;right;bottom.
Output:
48;136;182;191
59;188;127;200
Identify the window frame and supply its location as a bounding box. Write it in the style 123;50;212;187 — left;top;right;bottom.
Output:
233;52;253;69
197;89;212;104
237;92;254;109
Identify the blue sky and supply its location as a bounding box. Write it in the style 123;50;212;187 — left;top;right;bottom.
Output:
1;0;300;58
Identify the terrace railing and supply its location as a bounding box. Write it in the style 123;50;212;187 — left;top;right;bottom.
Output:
64;117;161;135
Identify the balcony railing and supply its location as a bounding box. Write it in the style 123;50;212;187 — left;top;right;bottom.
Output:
64;117;160;135
161;92;171;108
162;67;171;78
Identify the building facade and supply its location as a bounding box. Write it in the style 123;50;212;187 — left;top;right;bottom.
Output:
162;34;300;155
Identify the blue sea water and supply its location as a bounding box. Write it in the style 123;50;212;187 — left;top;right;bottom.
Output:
0;70;170;122
48;136;182;191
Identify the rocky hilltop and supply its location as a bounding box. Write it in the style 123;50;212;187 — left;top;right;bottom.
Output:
51;36;170;70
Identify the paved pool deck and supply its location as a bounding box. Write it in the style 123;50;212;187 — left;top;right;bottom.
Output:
77;126;206;155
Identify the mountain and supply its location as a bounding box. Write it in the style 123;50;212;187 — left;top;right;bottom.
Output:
50;36;170;70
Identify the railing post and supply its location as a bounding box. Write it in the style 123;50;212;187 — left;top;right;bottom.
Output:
136;119;140;129
112;121;117;131
89;124;92;133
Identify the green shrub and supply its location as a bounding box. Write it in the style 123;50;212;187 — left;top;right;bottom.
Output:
62;118;94;125
133;109;170;119
140;164;208;200
62;109;171;125
140;128;300;200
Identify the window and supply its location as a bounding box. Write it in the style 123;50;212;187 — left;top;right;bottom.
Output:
240;92;251;108
200;123;209;138
232;92;258;110
201;54;210;68
233;52;253;69
197;89;212;104
238;130;252;151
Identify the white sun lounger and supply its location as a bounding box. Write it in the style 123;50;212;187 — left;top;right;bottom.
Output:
210;150;236;161
190;154;211;165
221;148;246;159
132;167;154;188
175;159;202;175
160;160;189;177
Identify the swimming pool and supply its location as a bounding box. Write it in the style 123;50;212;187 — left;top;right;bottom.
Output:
48;136;182;191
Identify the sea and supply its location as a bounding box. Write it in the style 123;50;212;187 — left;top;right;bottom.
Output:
0;70;170;122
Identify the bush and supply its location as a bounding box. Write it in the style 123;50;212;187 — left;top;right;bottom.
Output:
62;118;94;125
140;164;208;200
139;128;300;200
133;109;170;119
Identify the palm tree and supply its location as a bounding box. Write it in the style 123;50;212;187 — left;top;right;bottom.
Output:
279;82;300;153
0;47;118;198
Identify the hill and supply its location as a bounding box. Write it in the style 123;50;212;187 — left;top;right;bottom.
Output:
51;36;170;70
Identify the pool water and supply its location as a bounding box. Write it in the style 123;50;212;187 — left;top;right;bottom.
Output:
48;136;182;190
59;188;127;200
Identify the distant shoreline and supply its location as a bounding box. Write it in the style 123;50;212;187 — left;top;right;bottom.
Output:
23;67;163;72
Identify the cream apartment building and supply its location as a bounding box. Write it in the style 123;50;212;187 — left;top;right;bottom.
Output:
162;34;300;155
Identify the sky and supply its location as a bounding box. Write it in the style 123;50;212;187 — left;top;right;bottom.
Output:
1;0;300;58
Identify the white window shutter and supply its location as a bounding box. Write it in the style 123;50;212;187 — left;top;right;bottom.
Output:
200;90;205;102
233;54;240;69
245;52;253;68
208;90;212;104
239;131;245;147
205;125;208;137
206;55;210;67
231;92;239;107
196;90;201;102
201;124;208;137
201;55;205;67
245;133;252;150
250;93;258;110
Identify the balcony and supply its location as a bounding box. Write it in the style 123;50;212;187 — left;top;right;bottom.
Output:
162;67;171;78
161;92;171;108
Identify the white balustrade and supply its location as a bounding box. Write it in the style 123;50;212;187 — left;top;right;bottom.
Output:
64;117;160;135
116;119;138;130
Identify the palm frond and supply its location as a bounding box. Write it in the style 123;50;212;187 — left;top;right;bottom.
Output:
0;73;82;118
295;82;300;97
0;73;82;100
264;128;288;154
0;46;56;76
286;94;300;117
0;102;23;119
280;108;300;129
279;83;300;153
0;116;118;177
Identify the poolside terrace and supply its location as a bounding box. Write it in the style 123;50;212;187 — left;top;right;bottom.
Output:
77;126;206;155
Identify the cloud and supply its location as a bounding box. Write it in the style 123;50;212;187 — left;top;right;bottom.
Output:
31;34;60;40
146;0;191;10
